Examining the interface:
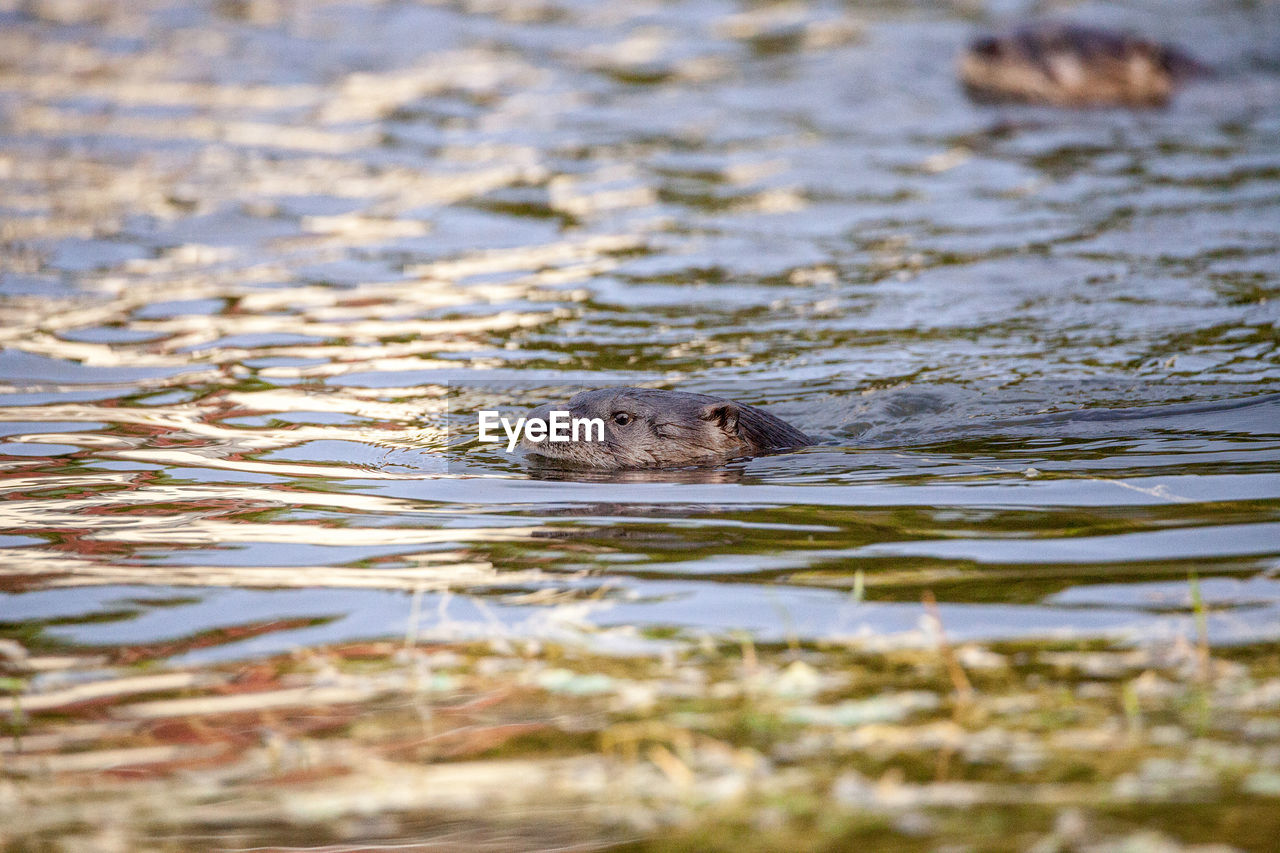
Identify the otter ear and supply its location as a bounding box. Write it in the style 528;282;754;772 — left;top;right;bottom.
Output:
699;401;741;437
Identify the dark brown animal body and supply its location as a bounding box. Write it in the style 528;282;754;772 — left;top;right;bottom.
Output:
519;387;813;470
959;23;1210;107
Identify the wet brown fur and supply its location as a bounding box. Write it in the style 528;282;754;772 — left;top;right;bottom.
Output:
518;387;813;470
959;23;1209;107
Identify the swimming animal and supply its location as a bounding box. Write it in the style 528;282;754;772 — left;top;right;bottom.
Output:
959;22;1210;107
518;387;813;470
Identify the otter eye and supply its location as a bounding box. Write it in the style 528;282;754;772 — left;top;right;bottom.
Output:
612;412;632;426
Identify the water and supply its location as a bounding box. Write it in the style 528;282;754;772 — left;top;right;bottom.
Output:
2;0;1280;669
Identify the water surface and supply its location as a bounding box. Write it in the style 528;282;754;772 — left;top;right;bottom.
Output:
2;0;1279;666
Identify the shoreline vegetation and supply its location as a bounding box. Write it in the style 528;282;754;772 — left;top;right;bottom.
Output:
4;607;1280;852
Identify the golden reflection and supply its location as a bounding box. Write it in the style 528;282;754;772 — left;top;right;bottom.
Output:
88;522;544;547
0;546;550;592
0;401;445;455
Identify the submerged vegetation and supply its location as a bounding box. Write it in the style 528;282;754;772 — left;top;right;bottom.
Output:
4;605;1280;851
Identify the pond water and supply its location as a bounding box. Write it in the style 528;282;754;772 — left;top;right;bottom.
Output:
2;0;1279;667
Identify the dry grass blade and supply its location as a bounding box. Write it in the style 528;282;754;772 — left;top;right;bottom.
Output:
16;672;211;713
922;591;974;707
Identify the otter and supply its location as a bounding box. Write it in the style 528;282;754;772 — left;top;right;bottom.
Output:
518;387;813;470
959;23;1210;107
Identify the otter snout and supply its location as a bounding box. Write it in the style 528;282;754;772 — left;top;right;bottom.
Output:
516;403;556;453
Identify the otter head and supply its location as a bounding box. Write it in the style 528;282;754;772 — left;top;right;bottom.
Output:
518;387;811;470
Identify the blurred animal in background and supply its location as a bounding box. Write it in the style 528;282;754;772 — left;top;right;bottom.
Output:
959;22;1211;107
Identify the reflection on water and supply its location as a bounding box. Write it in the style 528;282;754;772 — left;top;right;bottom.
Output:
2;2;1280;844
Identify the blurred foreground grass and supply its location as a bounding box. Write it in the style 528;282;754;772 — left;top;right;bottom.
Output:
3;619;1280;852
